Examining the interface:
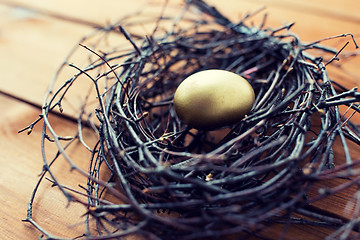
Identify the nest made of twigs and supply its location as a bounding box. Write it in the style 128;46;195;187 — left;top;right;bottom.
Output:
23;1;360;239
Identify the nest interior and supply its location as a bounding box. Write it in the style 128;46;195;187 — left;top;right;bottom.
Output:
23;1;360;239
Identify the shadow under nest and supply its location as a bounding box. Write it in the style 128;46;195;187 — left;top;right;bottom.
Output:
24;1;360;239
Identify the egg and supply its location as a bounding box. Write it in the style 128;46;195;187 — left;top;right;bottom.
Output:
173;69;255;130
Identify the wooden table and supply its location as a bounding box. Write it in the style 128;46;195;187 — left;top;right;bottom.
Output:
1;0;359;239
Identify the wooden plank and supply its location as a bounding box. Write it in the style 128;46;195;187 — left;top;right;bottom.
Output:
0;2;189;117
1;91;356;240
0;0;359;107
0;4;128;118
0;0;149;27
248;0;360;25
0;5;92;106
207;0;360;89
4;0;360;29
203;0;360;40
0;93;100;239
0;0;360;239
4;0;359;44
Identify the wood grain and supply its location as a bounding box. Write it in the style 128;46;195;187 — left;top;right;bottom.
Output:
0;94;87;239
0;0;360;239
0;0;358;106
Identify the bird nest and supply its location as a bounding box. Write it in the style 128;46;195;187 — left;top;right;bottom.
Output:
22;1;360;239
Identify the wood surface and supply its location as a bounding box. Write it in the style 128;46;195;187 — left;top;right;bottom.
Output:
0;0;359;239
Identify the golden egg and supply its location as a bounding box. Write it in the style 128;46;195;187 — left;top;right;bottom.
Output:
173;69;255;130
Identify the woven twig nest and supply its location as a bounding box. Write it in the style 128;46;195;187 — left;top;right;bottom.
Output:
23;1;360;239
